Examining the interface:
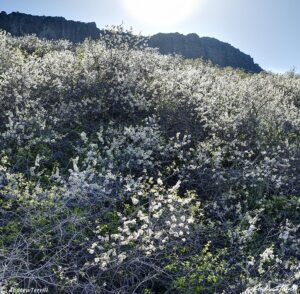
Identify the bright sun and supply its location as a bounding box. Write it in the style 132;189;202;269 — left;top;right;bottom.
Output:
123;0;200;27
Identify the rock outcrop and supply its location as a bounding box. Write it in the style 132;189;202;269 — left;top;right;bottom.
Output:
0;11;100;43
149;33;262;73
0;11;262;72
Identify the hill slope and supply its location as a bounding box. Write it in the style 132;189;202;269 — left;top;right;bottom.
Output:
0;29;299;293
0;11;262;72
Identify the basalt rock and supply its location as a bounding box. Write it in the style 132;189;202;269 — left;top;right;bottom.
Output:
148;33;262;73
0;11;100;43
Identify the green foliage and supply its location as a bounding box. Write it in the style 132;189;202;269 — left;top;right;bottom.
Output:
166;242;228;293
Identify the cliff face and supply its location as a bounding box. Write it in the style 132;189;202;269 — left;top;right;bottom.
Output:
0;11;262;72
0;11;100;43
149;33;262;73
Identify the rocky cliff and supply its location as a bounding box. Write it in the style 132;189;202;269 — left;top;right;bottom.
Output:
148;33;262;73
0;11;262;72
0;11;100;43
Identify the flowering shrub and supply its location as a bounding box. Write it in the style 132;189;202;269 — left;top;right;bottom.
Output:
0;28;299;293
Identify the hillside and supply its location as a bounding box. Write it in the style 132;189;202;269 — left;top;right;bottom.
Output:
0;11;262;72
0;29;299;293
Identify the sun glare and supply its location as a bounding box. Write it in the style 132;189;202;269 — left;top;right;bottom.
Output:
123;0;200;27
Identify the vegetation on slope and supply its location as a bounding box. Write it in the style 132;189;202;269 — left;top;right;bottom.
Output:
0;27;299;293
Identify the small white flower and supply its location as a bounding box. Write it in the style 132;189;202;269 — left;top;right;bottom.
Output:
131;197;139;205
187;217;194;224
80;131;88;143
157;178;163;185
171;215;177;222
292;284;298;292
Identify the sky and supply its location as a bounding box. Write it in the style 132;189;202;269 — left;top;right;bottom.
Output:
0;0;299;73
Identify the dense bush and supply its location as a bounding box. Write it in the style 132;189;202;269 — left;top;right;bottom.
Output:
0;28;299;293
